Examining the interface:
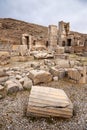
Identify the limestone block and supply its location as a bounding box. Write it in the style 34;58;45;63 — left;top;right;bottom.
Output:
58;68;66;79
23;77;33;90
5;79;23;94
34;52;53;59
50;67;66;79
0;51;10;65
55;60;70;68
55;46;64;54
68;68;81;82
50;67;59;76
18;45;28;56
68;66;87;83
29;70;52;85
27;86;73;118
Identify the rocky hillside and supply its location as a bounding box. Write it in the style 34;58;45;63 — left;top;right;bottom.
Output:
0;18;48;44
0;18;87;45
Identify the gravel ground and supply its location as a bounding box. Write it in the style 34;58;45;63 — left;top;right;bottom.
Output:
0;80;87;130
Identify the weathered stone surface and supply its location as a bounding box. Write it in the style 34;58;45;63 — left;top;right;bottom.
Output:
55;46;65;54
55;60;69;68
0;69;8;77
53;76;58;81
30;62;40;69
50;66;59;76
0;69;8;83
0;76;9;84
18;45;28;56
0;51;10;65
44;59;55;66
54;54;69;59
27;86;73;118
58;68;66;79
0;85;5;98
23;77;32;90
68;66;87;83
29;70;52;85
16;75;22;80
50;66;66;79
17;56;28;62
55;59;75;68
40;65;49;71
34;52;53;59
5;79;23;94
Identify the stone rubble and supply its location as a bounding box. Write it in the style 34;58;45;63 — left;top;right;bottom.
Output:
0;57;86;97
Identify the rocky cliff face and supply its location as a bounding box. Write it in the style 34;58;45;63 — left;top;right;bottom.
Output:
0;18;48;44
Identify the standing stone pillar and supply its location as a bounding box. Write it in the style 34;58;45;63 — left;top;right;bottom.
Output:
58;21;70;46
29;35;32;51
48;25;58;51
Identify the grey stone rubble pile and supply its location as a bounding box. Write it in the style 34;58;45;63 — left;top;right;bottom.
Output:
0;60;87;119
0;60;87;98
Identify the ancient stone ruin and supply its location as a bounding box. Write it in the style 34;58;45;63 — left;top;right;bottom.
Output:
0;19;87;129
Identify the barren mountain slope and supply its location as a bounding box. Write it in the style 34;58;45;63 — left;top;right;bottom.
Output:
0;18;48;44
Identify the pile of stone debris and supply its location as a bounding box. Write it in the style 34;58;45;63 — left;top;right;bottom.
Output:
0;58;87;118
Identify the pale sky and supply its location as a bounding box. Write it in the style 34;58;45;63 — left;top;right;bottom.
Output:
0;0;87;33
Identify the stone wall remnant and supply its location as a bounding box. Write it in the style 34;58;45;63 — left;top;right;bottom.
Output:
48;25;58;51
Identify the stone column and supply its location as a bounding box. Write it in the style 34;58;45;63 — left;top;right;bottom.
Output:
48;25;58;51
58;21;70;46
29;35;32;51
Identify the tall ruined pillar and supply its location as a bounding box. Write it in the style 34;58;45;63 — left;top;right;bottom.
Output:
48;25;58;51
58;21;70;46
29;35;32;51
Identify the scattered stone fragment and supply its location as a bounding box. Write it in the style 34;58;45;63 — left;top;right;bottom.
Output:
53;76;58;81
5;79;23;94
50;67;66;79
68;66;87;83
29;69;52;85
0;51;10;65
27;86;73;118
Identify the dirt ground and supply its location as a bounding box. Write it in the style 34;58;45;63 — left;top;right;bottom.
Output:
0;80;87;130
